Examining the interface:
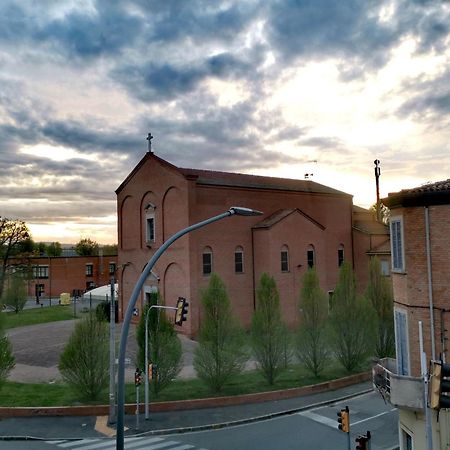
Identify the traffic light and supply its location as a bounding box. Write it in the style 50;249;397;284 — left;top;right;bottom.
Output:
148;363;153;380
355;431;371;450
337;406;349;433
175;297;189;326
355;435;368;450
135;368;142;387
152;364;157;380
430;360;450;409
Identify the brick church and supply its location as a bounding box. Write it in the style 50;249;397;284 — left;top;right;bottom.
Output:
116;149;389;336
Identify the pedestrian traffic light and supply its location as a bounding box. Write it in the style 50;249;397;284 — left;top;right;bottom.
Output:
135;368;142;387
175;297;189;326
337;406;349;433
430;360;450;409
355;435;368;450
355;431;371;450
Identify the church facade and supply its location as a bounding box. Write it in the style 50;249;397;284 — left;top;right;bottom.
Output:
116;150;389;336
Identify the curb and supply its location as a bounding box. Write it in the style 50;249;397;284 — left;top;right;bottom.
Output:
0;386;374;441
0;371;371;418
131;387;374;437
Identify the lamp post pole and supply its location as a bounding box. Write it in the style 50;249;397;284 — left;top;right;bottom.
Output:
144;304;177;420
116;207;262;450
108;275;116;425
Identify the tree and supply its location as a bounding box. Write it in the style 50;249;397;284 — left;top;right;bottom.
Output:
59;312;109;400
297;268;330;377
366;257;395;358
102;244;117;256
194;273;247;392
136;293;182;396
47;242;62;257
0;218;30;299
251;273;288;385
370;202;390;225
75;238;99;256
0;312;14;390
1;271;27;314
329;262;376;372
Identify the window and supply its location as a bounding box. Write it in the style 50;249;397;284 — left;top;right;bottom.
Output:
86;281;95;291
338;245;344;267
307;245;315;268
402;429;413;450
235;246;244;273
145;203;156;244
380;259;390;276
281;245;289;272
33;265;49;279
202;247;212;275
109;262;116;275
146;217;155;242
86;264;94;277
395;309;410;376
391;217;404;272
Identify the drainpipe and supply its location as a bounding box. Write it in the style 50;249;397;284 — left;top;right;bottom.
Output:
251;227;256;311
425;207;436;361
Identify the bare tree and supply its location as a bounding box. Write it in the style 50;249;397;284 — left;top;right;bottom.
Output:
0;218;30;299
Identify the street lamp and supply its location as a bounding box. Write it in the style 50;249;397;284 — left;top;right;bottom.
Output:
144;270;160;421
116;206;262;450
108;262;130;425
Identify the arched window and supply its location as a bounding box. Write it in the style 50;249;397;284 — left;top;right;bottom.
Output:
338;245;344;267
202;246;213;276
281;245;289;272
307;245;315;268
145;203;156;244
235;246;244;273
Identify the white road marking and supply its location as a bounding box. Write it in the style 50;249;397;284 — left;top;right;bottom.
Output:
297;410;339;429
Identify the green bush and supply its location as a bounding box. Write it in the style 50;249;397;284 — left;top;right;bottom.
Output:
59;312;109;400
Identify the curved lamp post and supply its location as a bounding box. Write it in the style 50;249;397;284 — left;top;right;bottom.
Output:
116;206;262;449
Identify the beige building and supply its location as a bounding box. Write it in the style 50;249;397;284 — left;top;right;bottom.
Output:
374;179;450;450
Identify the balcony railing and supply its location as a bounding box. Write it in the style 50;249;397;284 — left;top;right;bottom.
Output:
373;357;424;411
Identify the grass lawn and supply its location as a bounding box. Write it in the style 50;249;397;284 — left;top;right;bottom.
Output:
3;305;75;329
0;361;365;407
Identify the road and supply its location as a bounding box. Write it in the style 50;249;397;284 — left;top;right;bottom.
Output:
3;391;398;450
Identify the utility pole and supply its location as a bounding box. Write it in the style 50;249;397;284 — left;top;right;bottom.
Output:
374;159;381;222
108;275;116;425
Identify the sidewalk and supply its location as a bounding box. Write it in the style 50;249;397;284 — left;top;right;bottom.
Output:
0;381;372;440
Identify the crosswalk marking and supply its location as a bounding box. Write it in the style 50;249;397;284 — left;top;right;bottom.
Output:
297;410;338;429
59;440;100;448
46;436;208;450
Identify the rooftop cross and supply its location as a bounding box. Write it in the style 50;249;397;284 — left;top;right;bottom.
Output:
146;132;154;153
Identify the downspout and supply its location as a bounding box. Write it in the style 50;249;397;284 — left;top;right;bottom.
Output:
251;227;256;311
425;206;436;361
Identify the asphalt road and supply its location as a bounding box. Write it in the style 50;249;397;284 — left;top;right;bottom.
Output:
3;391;398;450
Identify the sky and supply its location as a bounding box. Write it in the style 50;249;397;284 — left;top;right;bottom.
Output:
1;0;449;245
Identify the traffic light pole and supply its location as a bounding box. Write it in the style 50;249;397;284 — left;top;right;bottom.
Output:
144;304;177;421
419;321;433;450
116;208;262;450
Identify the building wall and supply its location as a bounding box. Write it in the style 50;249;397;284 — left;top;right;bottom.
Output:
117;154;385;337
15;255;118;300
391;204;450;378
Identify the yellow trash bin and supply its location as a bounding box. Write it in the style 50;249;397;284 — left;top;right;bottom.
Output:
60;292;70;305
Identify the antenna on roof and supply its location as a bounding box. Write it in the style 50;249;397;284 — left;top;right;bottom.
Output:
374;159;381;222
146;132;154;154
